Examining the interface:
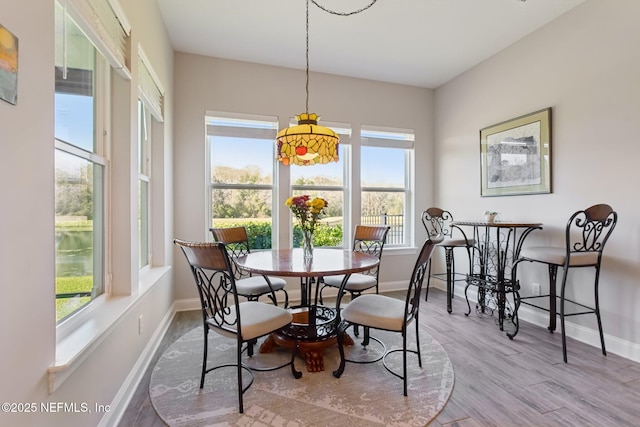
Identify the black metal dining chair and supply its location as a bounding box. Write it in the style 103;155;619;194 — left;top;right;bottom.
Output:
332;236;442;396
512;204;617;363
318;225;390;304
174;239;301;413
421;208;475;309
211;226;289;307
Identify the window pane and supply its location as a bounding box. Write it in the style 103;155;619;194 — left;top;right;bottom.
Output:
211;188;273;250
55;150;104;321
291;145;344;186
139;179;149;267
138;100;151;268
54;14;96;152
361;146;405;188
211;136;273;185
361;191;405;245
361;125;413;248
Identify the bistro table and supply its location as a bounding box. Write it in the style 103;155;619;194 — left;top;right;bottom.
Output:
234;248;380;372
451;220;542;339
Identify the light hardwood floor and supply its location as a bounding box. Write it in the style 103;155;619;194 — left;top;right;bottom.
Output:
119;289;640;426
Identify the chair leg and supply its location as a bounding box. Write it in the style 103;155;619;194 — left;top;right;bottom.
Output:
333;321;348;378
318;282;326;305
362;325;370;346
450;253;456;298
281;288;290;308
237;338;244;413
445;247;454;313
594;267;607;356
424;259;433;302
200;328;208;389
402;330;408;396
547;265;558;332
290;339;303;379
560;271;569;363
247;339;256;357
415;316;422;367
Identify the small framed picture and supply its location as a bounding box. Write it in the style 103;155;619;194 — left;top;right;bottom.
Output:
480;108;551;197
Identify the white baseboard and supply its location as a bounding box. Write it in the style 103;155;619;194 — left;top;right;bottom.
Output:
99;302;177;427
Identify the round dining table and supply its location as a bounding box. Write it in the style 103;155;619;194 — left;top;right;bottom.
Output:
235;248;380;372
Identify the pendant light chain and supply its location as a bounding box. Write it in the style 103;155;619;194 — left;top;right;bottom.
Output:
276;0;376;165
305;0;310;114
305;0;377;113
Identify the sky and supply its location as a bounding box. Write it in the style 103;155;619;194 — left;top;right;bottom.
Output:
211;135;406;187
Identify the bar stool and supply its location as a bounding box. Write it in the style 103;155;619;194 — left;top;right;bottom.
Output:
421;208;475;313
513;204;617;362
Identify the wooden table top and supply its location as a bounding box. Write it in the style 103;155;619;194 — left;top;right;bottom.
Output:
452;220;543;228
234;248;379;277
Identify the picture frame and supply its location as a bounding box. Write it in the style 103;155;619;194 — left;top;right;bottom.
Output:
480;108;551;197
0;23;18;105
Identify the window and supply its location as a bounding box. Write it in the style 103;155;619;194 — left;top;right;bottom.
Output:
137;48;164;269
291;122;351;248
138;100;151;268
207;112;278;249
360;126;415;247
54;4;108;322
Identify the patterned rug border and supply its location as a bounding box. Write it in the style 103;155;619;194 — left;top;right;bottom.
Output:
150;324;455;426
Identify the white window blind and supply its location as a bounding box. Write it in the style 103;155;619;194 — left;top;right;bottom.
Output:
59;0;131;78
361;125;415;149
138;47;164;122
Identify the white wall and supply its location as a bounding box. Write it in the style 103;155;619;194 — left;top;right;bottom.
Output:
435;0;640;358
173;54;435;301
0;0;175;426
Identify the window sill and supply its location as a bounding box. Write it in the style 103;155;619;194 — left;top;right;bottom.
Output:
49;266;171;393
383;246;418;256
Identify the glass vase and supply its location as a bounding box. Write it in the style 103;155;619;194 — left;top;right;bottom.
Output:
302;229;314;261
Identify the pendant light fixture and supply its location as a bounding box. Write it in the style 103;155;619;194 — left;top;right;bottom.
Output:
276;0;377;166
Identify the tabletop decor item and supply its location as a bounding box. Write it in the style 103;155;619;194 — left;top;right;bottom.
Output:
285;195;328;260
484;210;499;222
480;108;551;197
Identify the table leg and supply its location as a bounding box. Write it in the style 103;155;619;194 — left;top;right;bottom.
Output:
445;247;453;313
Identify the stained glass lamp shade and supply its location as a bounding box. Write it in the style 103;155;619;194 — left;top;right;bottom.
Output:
276;113;339;166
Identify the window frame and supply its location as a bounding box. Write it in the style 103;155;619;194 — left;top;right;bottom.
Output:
205;111;279;247
54;20;111;331
360;125;415;248
138;99;151;269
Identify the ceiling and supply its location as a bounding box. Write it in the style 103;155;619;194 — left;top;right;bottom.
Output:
156;0;586;89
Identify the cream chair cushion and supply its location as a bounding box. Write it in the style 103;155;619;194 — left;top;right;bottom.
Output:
341;294;405;332
520;247;600;267
322;273;376;291
234;275;286;296
440;238;475;247
208;301;292;341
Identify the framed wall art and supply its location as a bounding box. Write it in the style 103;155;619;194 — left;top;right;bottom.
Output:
0;22;18;105
480;108;551;197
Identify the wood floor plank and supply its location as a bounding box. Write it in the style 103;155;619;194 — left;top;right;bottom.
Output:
119;289;640;426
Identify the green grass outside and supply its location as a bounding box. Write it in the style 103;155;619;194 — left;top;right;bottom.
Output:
56;275;92;321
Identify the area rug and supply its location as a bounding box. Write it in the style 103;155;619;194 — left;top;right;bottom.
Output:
149;325;454;426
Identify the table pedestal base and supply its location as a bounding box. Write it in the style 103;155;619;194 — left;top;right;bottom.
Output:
259;307;354;372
